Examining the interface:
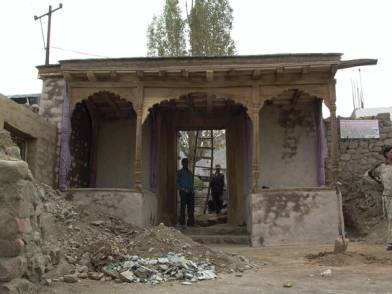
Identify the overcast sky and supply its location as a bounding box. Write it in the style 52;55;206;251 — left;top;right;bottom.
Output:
0;0;390;116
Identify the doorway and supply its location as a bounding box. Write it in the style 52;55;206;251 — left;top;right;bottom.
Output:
177;129;228;226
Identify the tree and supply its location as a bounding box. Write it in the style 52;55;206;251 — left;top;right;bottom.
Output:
147;0;187;57
147;0;186;56
187;0;235;56
147;0;236;57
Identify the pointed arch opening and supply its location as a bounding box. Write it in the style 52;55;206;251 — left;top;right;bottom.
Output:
68;91;136;188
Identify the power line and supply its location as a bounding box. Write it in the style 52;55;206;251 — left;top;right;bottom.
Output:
51;46;109;58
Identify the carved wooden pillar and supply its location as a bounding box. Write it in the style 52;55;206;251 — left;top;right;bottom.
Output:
85;99;99;188
328;80;339;183
134;85;144;191
249;86;262;193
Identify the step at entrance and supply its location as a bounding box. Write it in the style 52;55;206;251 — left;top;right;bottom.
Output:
180;224;250;245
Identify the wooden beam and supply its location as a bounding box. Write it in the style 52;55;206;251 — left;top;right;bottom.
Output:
136;70;144;79
206;70;214;82
181;69;189;79
301;66;310;75
86;71;97;82
252;69;262;80
63;72;72;81
110;71;118;81
159;70;167;79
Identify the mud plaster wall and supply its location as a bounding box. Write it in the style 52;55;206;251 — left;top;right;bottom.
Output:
250;189;338;246
96;118;136;188
259;101;318;188
0;94;57;186
69;103;91;188
326;113;392;237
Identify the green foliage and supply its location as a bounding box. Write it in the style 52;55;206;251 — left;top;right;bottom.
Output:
147;0;235;57
147;0;187;57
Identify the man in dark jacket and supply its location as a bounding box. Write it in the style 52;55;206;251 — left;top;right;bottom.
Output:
209;164;225;214
177;158;195;226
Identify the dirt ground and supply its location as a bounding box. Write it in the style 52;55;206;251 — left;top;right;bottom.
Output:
41;242;392;294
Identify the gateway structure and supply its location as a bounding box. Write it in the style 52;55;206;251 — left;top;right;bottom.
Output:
36;54;377;246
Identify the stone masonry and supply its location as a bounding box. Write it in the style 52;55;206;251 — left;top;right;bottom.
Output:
331;113;392;237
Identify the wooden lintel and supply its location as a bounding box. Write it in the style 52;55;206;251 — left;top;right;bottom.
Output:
136;70;144;79
181;69;189;79
226;69;236;79
301;66;310;75
105;96;122;117
159;70;167;79
276;67;285;74
86;72;97;82
63;72;72;81
110;71;118;81
252;69;262;80
206;70;214;82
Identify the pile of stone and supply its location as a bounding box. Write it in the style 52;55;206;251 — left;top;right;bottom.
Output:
0;130;59;293
100;253;216;284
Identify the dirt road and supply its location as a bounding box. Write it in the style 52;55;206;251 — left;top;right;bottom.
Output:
45;243;392;294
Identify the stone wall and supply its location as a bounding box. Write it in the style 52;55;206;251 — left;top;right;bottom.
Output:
335;113;392;237
39;78;66;129
0;95;57;186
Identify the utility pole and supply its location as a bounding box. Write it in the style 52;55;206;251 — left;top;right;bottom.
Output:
34;4;63;65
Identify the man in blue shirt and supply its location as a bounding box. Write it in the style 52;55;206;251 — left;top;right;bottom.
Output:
177;158;195;226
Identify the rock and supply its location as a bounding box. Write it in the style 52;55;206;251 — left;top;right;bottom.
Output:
158;257;169;264
50;248;61;265
119;270;135;283
63;274;79;283
0;256;27;282
0;160;30;183
134;267;151;279
0;239;24;258
43;278;52;286
0;278;38;294
321;269;332;277
77;265;88;273
88;271;104;280
91;221;105;226
78;272;88;279
181;281;192;285
283;282;293;288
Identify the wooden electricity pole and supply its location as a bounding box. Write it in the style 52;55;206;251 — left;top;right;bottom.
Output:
34;4;63;65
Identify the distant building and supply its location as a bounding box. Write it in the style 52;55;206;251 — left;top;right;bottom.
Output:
352;106;392;119
9;94;40;106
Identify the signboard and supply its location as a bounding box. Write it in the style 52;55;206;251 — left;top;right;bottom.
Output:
340;120;380;139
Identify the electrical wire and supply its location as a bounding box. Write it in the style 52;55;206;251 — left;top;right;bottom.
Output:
50;46;109;58
39;18;46;49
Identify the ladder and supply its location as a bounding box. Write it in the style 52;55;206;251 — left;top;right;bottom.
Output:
192;130;214;214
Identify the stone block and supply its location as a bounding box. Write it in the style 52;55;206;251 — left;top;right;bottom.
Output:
0;160;30;183
0;239;24;258
0;278;38;294
0;256;27;282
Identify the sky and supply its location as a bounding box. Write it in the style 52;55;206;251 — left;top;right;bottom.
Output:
0;0;391;116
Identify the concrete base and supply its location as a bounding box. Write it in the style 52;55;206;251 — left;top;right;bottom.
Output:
68;188;158;228
250;188;339;246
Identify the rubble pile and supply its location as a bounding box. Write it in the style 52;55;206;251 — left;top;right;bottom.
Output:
0;129;253;291
128;224;252;273
100;253;216;284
